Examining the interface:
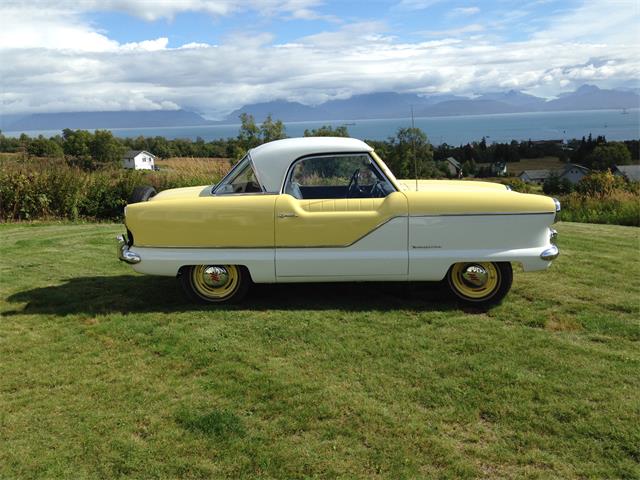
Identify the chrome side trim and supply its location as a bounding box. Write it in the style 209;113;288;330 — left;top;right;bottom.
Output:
117;234;141;264
550;228;558;244
540;245;559;261
411;211;554;217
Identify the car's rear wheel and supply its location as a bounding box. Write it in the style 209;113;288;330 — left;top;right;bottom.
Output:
179;265;250;304
446;261;512;307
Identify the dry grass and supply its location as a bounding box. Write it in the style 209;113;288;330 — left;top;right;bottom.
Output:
506;156;566;175
156;157;232;177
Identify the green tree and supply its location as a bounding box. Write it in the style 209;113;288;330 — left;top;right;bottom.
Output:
27;135;64;158
304;125;350;137
385;127;436;178
237;113;260;150
90;130;124;164
586;142;632;170
260;115;286;143
62;129;92;159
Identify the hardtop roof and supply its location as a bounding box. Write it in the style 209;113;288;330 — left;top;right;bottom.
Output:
249;137;373;192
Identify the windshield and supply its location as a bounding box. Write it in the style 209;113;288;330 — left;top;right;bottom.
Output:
214;155;264;194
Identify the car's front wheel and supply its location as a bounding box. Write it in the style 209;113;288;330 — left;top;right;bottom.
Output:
446;261;512;307
179;265;250;304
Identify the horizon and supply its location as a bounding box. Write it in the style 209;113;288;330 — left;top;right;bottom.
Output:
1;1;639;118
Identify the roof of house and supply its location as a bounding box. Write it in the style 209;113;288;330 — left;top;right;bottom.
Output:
616;164;640;181
123;150;156;159
560;163;590;174
249;137;373;193
520;169;552;180
445;157;461;169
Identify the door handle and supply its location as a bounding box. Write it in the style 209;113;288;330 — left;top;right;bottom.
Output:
278;212;298;218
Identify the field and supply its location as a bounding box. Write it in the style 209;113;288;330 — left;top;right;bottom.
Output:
1;222;639;479
505;157;566;175
155;157;231;178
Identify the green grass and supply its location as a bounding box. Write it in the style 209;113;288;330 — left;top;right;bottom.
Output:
1;222;639;479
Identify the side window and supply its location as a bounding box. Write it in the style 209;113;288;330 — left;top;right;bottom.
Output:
215;156;264;194
286;154;394;199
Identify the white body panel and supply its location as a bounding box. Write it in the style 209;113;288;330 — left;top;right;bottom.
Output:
131;247;276;282
275;217;408;277
129;213;555;282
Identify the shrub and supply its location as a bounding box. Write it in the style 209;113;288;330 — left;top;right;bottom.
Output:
559;190;640;226
0;158;227;221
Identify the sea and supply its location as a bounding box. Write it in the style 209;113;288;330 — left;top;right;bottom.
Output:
5;109;639;145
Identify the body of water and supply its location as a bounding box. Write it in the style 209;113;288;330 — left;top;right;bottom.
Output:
5;109;639;145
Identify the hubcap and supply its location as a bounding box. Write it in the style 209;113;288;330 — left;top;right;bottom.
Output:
191;264;239;300
449;262;501;300
462;264;488;287
202;266;229;288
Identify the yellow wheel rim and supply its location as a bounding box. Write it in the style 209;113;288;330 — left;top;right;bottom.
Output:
191;265;239;300
449;262;500;300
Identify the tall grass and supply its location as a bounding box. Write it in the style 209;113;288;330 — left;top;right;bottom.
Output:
558;190;640;226
0;157;227;221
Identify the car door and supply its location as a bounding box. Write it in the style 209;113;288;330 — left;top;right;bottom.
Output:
275;153;409;279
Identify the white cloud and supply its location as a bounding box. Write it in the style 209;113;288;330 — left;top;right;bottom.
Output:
395;0;443;11
1;0;639;116
450;6;480;16
421;23;485;36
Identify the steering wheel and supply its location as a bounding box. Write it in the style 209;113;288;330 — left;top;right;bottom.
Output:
346;168;361;197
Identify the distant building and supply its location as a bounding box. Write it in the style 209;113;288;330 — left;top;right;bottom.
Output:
520;163;590;185
519;169;552;184
122;150;156;170
445;157;462;177
558;164;590;184
477;161;507;177
614;164;640;182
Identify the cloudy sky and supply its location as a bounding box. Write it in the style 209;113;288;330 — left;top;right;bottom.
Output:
1;0;638;118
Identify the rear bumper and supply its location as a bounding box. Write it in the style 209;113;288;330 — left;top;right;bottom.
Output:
117;234;141;264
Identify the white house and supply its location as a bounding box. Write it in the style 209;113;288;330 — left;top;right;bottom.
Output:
559;163;590;184
122;150;156;170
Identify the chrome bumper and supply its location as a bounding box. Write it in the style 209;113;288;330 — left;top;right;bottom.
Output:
117;234;141;264
540;228;559;261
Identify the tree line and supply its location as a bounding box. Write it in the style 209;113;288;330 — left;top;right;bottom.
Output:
1;114;637;179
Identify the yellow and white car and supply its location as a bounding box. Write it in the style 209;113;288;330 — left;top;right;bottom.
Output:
118;137;559;306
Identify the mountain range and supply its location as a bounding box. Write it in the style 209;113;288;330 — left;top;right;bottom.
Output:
2;85;638;132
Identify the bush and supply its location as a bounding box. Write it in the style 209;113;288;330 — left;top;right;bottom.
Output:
0;159;226;221
559;190;640;226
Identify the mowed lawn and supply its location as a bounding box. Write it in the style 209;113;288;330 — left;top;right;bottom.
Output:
0;222;638;479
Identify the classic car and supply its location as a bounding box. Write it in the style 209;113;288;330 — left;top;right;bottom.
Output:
118;137;559;306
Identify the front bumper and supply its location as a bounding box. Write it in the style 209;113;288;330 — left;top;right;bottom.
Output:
117;234;141;264
540;228;559;261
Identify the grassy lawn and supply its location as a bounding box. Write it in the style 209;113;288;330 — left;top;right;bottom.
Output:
1;222;638;479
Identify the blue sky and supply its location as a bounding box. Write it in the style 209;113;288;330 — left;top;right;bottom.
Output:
87;1;579;47
1;0;638;117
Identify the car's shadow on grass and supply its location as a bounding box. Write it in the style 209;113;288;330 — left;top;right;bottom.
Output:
4;275;466;316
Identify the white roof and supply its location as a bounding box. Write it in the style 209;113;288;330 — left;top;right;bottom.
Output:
249;137;373;192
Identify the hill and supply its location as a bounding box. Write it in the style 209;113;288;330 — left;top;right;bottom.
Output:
3;109;211;131
3;85;638;131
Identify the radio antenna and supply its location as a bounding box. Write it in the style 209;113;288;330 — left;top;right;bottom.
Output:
411;105;417;190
